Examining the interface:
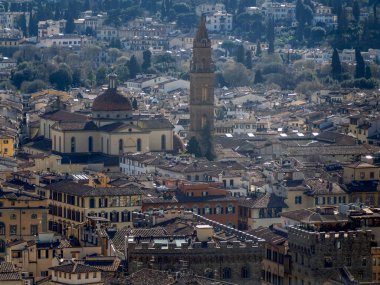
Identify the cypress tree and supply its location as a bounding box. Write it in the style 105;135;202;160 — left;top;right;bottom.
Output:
236;44;245;63
256;41;262;56
267;18;275;54
355;48;365;78
254;69;264;84
245;50;252;69
365;65;372;79
331;48;342;79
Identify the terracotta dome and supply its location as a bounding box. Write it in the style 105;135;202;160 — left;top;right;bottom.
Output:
92;88;132;112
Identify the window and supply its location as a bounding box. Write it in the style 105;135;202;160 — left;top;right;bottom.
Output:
31;214;37;219
88;136;93;152
71;137;76;152
78;273;81;280
202;191;208;196
360;172;365;179
136;138;142;152
222;267;232;279
10;214;16;220
0;240;5;252
93;272;97;278
241;266;249;278
10;225;17;235
324;257;333;268
0;222;5;235
89;198;95;208
31;225;38;236
370;172;375;179
41;271;48;277
161;135;166;150
295;196;302;204
85;273;89;279
119;139;123;153
362;258;367;266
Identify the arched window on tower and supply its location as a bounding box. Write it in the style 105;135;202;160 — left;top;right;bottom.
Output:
202;86;208;102
88;136;93;152
119;139;123;153
59;137;61;152
201;115;207;129
70;137;76;153
136;138;142;152
161;135;166;151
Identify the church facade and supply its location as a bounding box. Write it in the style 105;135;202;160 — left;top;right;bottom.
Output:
41;75;174;156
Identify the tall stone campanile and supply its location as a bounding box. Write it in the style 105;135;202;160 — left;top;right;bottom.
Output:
189;16;215;157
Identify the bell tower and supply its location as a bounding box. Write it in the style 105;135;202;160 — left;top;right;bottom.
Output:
189;16;215;158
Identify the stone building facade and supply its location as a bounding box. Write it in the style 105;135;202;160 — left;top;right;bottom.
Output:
126;213;264;285
288;225;372;284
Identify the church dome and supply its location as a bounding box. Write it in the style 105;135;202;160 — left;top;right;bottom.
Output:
92;74;132;112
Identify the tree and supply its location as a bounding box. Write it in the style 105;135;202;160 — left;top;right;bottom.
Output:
245;50;252;69
96;65;107;86
267;18;275;54
331;48;342;79
355;48;365;78
132;97;138;110
365;65;372;79
49;68;72;90
186;136;202;157
256;41;262;56
65;12;75;34
236;44;245;63
353;0;360;22
142;50;152;72
254;69;264;84
128;55;141;79
17;14;27;37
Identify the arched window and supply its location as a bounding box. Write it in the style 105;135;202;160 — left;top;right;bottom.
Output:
0;222;5;235
101;137;104;152
0;239;5;252
110;211;119;223
204;268;213;278
241;266;249;278
88;136;93;152
222;267;232;279
136;138;142;152
106;139;109;154
89;198;95;208
59;137;61;152
161;135;166;151
119;139;123;153
201;115;207;129
71;137;76;153
53;135;56;150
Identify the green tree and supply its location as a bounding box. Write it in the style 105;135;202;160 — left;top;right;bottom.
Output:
331;48;342;79
65;12;75;34
267;18;275;54
353;0;360;22
128;55;141;79
236;44;245;63
96;65;107;86
132;97;138;110
202;124;216;161
49;68;72;90
254;69;264;84
142;50;152;72
186;136;202;157
72;68;82;87
365;65;372;79
256;41;262;56
355;48;365;78
245;50;252;69
17;14;27;37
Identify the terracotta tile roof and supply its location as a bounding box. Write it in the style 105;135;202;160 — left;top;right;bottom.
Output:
0;262;22;281
239;193;288;209
49;262;99;273
92;88;132;112
40;110;89;122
